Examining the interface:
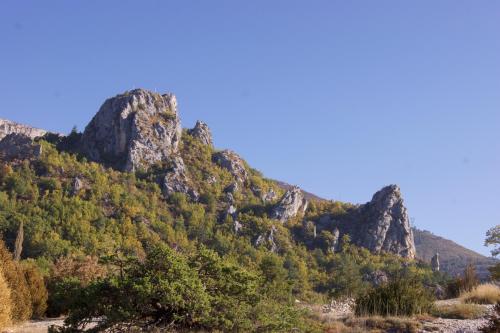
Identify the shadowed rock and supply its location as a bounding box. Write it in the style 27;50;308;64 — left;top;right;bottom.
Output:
212;150;248;183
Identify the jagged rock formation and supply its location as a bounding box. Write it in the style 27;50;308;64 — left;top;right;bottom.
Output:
358;185;416;259
271;186;308;223
81;89;182;172
312;185;415;259
0;133;42;160
212;150;248;183
161;156;198;200
188;121;212;146
431;252;440;272
0;118;46;140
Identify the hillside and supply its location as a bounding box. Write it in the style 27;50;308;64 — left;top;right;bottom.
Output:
414;228;497;280
0;88;493;331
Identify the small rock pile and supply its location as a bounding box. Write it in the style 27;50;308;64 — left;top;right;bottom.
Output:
322;298;355;317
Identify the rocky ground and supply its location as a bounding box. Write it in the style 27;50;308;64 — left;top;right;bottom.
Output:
3;318;65;333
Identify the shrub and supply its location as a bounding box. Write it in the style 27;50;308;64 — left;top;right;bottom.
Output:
460;283;500;304
47;255;106;316
0;240;32;322
22;261;48;318
432;303;486;319
355;274;434;316
0;266;12;330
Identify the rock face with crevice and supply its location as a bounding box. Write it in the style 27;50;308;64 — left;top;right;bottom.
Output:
81;89;182;172
188;120;213;146
271;186;308;223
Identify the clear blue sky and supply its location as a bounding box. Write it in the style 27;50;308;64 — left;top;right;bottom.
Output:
1;1;499;255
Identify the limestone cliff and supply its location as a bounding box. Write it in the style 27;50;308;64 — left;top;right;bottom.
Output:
81;89;182;172
0;118;46;140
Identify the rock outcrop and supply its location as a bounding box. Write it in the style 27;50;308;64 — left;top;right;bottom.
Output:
431;252;440;272
212;150;248;183
271;186;308;223
359;185;415;259
161;156;199;200
0;133;43;160
0;118;46;140
188;120;213;146
311;185;415;259
81;89;182;172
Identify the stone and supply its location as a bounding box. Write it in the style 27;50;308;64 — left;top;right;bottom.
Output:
255;225;278;253
271;186;308;223
364;270;389;286
0;133;42;160
0;118;46;140
330;227;340;253
262;188;277;202
81;89;182;172
234;220;243;234
212;150;248;183
431;252;440;272
224;182;239;194
188;120;213;146
71;177;84;195
358;185;416;259
161;156;199;201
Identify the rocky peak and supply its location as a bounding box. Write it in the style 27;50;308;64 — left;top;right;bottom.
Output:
0;118;46;140
360;185;416;259
431;252;440;272
271;186;308;223
81;89;182;172
212;150;248;183
188;120;213;146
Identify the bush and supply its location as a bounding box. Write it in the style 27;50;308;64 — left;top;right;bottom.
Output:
460;284;500;305
345;316;422;333
355;274;434;316
0;240;32;322
0;266;12;330
432;303;486;319
22;261;48;318
47;255;106;317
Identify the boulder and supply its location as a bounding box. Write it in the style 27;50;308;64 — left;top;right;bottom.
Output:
262;188;277;202
212;150;248;183
364;270;389;286
188;120;213;146
255;225;278;253
271;186;308;223
0;133;42;160
81;89;182;172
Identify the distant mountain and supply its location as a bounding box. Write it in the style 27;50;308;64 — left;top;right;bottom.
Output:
413;228;497;280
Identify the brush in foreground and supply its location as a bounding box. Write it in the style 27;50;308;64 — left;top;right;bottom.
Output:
460;284;500;305
432;303;486;320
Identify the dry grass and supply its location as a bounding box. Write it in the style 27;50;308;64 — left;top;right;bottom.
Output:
460;283;500;304
431;303;486;319
0;266;12;330
344;316;422;333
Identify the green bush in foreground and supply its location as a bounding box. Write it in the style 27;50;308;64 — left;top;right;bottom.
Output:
55;245;309;332
355;274;434;317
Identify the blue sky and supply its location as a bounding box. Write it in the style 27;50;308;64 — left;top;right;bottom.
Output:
1;1;499;255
